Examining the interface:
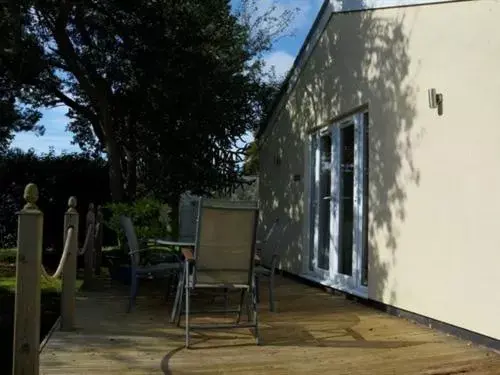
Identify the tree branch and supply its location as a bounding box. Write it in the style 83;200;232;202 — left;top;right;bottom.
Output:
51;2;100;104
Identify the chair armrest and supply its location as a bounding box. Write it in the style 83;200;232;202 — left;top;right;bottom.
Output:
181;247;195;263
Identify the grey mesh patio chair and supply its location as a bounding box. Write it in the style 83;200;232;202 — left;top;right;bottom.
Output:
255;217;280;312
178;193;200;243
175;198;260;348
120;216;182;312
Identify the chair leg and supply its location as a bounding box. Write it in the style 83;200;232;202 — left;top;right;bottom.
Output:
176;275;185;327
185;268;190;349
252;277;260;345
255;275;260;303
236;289;245;324
170;271;183;323
268;273;275;312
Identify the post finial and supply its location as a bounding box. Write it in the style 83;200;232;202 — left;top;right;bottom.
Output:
23;183;39;210
68;196;77;212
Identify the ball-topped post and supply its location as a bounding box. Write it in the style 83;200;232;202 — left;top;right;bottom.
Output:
23;183;39;210
13;183;43;373
84;203;96;287
67;196;77;213
62;195;79;331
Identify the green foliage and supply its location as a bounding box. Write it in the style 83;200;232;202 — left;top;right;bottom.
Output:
105;197;171;248
243;141;259;175
0;249;16;264
0;0;291;203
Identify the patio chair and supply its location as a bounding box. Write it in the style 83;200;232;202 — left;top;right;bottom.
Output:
120;216;182;312
176;198;260;348
178;193;200;243
255;217;280;312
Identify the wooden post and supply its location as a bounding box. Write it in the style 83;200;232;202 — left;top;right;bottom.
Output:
84;203;95;286
94;206;104;276
60;197;79;331
13;183;43;375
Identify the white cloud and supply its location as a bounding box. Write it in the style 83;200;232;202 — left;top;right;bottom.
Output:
264;50;295;78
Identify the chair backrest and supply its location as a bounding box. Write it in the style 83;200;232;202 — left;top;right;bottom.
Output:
194;198;258;285
120;216;140;266
179;194;200;242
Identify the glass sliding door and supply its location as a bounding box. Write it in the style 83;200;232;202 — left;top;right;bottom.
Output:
309;130;333;276
361;112;369;287
338;123;355;277
317;132;332;271
309;111;369;295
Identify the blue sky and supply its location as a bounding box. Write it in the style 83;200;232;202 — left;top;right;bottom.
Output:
11;0;323;154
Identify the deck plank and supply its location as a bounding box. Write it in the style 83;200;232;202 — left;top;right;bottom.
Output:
40;276;500;374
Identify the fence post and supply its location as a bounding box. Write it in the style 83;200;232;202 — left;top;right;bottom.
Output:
13;183;43;375
60;196;79;331
84;203;95;286
94;205;103;276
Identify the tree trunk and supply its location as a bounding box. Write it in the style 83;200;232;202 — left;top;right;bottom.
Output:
168;195;180;240
125;150;137;201
106;138;125;202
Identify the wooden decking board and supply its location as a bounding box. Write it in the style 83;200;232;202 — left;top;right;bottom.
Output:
40;276;500;374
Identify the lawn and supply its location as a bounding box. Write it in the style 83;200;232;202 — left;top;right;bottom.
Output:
0;248;84;292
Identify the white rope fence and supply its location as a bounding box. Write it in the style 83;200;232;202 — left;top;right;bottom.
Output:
40;221;97;280
41;226;75;279
79;223;94;256
13;185;107;373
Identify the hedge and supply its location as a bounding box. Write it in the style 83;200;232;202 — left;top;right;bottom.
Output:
0;148;112;251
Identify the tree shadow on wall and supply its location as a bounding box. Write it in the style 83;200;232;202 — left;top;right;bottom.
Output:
259;5;422;306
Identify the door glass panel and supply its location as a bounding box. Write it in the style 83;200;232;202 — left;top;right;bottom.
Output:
361;113;369;286
338;124;354;276
318;133;332;270
309;136;317;271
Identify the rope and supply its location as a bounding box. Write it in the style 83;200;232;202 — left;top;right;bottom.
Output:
41;222;95;280
94;222;102;243
41;226;74;279
78;224;93;256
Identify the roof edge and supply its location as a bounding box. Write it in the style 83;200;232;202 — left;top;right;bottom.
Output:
257;0;474;141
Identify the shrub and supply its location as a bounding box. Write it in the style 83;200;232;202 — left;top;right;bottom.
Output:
105;197;171;249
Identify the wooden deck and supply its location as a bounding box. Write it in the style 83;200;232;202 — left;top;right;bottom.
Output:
40;275;500;374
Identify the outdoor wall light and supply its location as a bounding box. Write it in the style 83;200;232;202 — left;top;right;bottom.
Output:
428;88;443;116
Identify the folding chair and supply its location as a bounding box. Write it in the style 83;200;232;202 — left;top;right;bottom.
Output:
174;198;260;348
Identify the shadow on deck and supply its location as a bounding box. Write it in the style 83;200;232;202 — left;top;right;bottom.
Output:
40;276;499;374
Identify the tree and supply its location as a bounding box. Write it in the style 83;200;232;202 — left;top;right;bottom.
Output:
0;0;293;202
0;5;43;152
243;141;259;175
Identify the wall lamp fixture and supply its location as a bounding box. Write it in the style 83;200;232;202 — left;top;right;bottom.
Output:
428;88;443;116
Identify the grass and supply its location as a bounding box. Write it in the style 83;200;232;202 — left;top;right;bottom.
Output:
0;248;17;264
0;248;83;294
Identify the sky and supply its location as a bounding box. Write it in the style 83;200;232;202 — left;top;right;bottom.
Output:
11;0;324;154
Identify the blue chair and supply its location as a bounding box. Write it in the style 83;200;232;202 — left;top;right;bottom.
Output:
120;216;182;312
